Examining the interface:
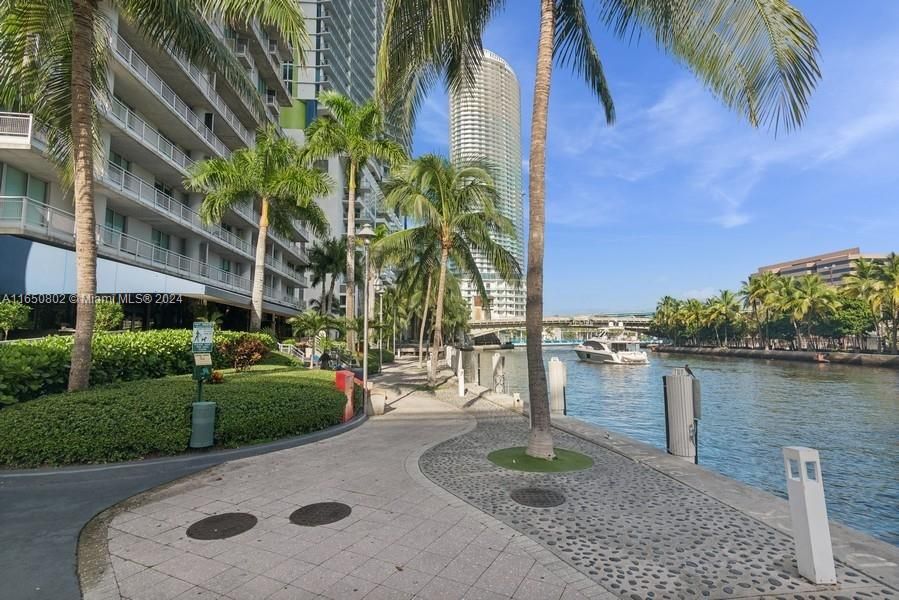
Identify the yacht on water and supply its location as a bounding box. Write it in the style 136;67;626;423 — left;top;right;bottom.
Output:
574;332;649;364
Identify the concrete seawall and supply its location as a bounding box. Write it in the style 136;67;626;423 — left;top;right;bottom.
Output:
656;345;899;368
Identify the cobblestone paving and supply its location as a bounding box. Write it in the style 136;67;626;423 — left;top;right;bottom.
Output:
419;399;898;600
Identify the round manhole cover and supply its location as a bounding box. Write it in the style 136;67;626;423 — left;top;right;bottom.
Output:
186;512;257;540
289;502;352;526
510;487;566;508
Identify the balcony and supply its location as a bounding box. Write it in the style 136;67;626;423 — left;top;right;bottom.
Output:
226;37;252;68
0;196;300;307
264;254;304;283
230;202;308;264
245;21;290;103
111;34;230;158
106;98;196;175
0;113;36;149
97;161;252;258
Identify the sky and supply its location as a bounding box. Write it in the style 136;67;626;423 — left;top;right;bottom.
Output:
410;2;899;315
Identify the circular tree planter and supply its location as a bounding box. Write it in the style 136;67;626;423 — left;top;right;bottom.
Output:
487;447;593;473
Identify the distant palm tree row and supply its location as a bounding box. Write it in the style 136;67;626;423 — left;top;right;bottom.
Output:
651;254;899;353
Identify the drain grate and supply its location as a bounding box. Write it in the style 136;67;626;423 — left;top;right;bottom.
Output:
289;502;352;527
186;512;257;540
510;487;566;508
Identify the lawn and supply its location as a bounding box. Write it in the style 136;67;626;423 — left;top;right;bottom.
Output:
0;365;348;468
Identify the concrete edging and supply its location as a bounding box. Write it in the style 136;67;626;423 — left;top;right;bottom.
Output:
656;346;899;369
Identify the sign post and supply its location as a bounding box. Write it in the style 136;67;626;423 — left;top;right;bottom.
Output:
192;322;214;400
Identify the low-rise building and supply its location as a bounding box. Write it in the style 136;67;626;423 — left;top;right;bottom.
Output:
756;248;887;285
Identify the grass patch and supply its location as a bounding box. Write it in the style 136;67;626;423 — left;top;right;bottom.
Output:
487;447;594;472
0;365;347;468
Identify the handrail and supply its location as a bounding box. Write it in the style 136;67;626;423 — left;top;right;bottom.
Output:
100;161;251;256
113;35;230;158
107;98;195;172
0;196;300;307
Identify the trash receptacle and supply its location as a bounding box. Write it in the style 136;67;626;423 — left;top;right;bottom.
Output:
190;401;216;448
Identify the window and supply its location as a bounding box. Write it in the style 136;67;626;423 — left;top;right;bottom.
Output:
2;164;27;196
221;258;232;272
105;208;126;232
151;228;170;264
109;151;130;172
104;208;128;251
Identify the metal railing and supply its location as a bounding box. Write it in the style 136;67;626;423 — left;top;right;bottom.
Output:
107;98;195;172
0;112;32;138
265;254;304;282
113;35;230;158
99;161;251;256
0;196;301;307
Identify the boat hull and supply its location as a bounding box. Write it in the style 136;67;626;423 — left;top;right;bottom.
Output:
574;348;649;365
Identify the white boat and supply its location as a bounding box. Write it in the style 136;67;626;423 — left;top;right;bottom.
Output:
574;336;648;364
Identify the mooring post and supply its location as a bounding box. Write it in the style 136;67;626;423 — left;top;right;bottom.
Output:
492;352;505;394
662;368;697;463
548;357;567;415
783;447;837;584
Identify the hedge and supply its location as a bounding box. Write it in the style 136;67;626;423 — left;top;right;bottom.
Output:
0;366;345;467
0;329;276;405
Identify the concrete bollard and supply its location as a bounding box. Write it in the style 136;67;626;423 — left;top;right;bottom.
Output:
548;357;567;415
445;345;454;368
662;368;698;463
342;372;355;422
458;367;465;397
492;353;505;394
369;390;386;416
783;447;837;584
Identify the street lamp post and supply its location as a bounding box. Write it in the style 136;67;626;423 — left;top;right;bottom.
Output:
358;224;376;407
378;285;384;374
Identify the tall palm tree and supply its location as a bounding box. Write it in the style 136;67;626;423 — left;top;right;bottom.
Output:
842;258;885;350
742;272;781;349
876;253;899;353
288;309;343;368
378;0;820;460
0;0;308;391
783;274;840;349
301;91;407;349
379;155;521;382
186;126;330;330
307;237;347;314
705;290;740;346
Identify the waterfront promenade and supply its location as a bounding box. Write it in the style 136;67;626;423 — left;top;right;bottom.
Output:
81;359;898;600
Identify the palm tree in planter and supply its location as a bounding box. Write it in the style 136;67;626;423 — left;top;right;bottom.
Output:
379;155;521;382
301;91;407;350
0;0;309;391
288;309;344;367
186;126;330;331
378;0;820;460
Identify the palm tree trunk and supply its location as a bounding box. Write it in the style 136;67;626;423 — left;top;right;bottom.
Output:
345;161;357;351
418;273;432;368
250;198;269;331
68;0;99;392
525;0;556;460
428;248;449;383
319;275;327;315
326;273;337;314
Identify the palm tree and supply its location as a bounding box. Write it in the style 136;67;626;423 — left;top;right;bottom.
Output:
379;155;521;382
741;272;781;349
876;253;899;353
378;0;820;460
301;92;407;350
783;274;840;349
288;309;343;368
842;258;885;350
705;290;741;346
307;237;347;314
186;126;330;330
0;1;308;391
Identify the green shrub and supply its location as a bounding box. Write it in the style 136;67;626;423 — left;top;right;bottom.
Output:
0;299;31;340
93;302;124;331
0;329;277;405
0;366;345;467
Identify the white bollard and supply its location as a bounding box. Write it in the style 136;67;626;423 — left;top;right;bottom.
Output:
458;367;465;397
783;447;837;584
445;345;453;368
548;357;567;415
662;368;697;462
492;353;505;394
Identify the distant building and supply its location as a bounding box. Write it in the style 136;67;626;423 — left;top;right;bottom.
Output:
449;49;525;320
756;248;887;285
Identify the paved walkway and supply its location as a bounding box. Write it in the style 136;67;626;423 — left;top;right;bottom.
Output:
81;361;612;600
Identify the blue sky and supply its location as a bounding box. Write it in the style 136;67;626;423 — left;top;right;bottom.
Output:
410;2;899;315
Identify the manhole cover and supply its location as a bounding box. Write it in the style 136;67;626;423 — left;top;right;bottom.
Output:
510;487;566;508
289;502;352;526
186;512;257;540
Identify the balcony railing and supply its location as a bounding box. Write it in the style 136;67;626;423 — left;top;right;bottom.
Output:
107;98;196;173
0;196;300;307
99;161;251;257
0;112;33;138
112;35;230;158
264;254;304;282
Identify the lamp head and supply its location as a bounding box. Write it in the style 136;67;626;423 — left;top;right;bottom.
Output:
357;224;376;245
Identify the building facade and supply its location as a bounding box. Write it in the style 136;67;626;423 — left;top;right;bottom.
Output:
281;0;401;315
756;248;887;286
449;49;525;320
0;8;304;330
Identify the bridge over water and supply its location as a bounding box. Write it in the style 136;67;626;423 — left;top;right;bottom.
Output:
469;314;653;340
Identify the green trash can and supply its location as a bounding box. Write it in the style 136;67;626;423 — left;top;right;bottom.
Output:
189;402;216;448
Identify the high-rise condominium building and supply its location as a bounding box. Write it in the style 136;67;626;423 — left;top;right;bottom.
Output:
450;49;525;320
756;247;887;286
281;0;401;314
0;8;303;331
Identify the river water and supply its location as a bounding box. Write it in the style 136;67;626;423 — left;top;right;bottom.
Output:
464;347;899;545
